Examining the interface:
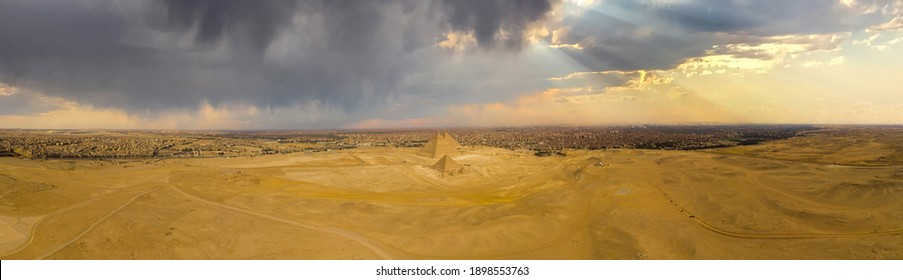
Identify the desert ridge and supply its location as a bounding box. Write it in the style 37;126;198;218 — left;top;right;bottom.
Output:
0;127;901;259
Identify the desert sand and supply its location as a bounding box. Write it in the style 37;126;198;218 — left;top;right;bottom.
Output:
1;128;901;259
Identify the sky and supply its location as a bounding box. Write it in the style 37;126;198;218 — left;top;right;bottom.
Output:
1;0;902;129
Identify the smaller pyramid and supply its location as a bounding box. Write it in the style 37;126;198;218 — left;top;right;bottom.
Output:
431;155;462;174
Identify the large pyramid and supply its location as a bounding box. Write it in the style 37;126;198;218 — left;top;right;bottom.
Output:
417;132;460;158
431;154;462;174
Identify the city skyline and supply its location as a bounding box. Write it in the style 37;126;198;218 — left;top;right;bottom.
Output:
2;0;902;129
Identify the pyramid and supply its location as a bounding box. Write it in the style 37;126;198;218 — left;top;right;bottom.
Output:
431;154;461;173
441;132;460;146
417;132;460;158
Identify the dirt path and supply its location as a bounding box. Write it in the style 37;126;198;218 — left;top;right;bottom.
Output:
0;198;100;258
2;174;174;259
170;184;395;259
34;187;160;259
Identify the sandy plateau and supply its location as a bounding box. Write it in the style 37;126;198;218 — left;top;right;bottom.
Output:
1;129;901;259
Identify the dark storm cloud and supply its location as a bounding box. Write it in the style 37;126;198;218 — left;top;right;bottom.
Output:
440;0;554;49
0;0;557;121
162;0;298;52
609;0;889;35
555;9;709;71
5;0;894;128
159;0;556;52
0;0;176;109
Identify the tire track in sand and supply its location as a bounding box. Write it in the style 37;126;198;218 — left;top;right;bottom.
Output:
0;198;98;258
35;187;160;259
643;169;903;239
170;184;394;259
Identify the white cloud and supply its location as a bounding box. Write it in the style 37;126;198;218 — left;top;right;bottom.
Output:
0;82;15;96
677;32;851;75
853;33;881;45
548;70;674;91
868;16;903;31
829;56;846;66
548;43;584;50
802;61;823;68
436;31;479;53
803;56;846;68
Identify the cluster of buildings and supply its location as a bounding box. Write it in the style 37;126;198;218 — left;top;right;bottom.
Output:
1;135;178;158
0;125;815;159
0;132;280;159
339;125;814;152
0;129;368;159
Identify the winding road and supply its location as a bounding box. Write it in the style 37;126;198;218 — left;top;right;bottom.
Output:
0;198;99;258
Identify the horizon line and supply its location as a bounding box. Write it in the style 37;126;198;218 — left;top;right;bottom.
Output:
2;123;902;132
